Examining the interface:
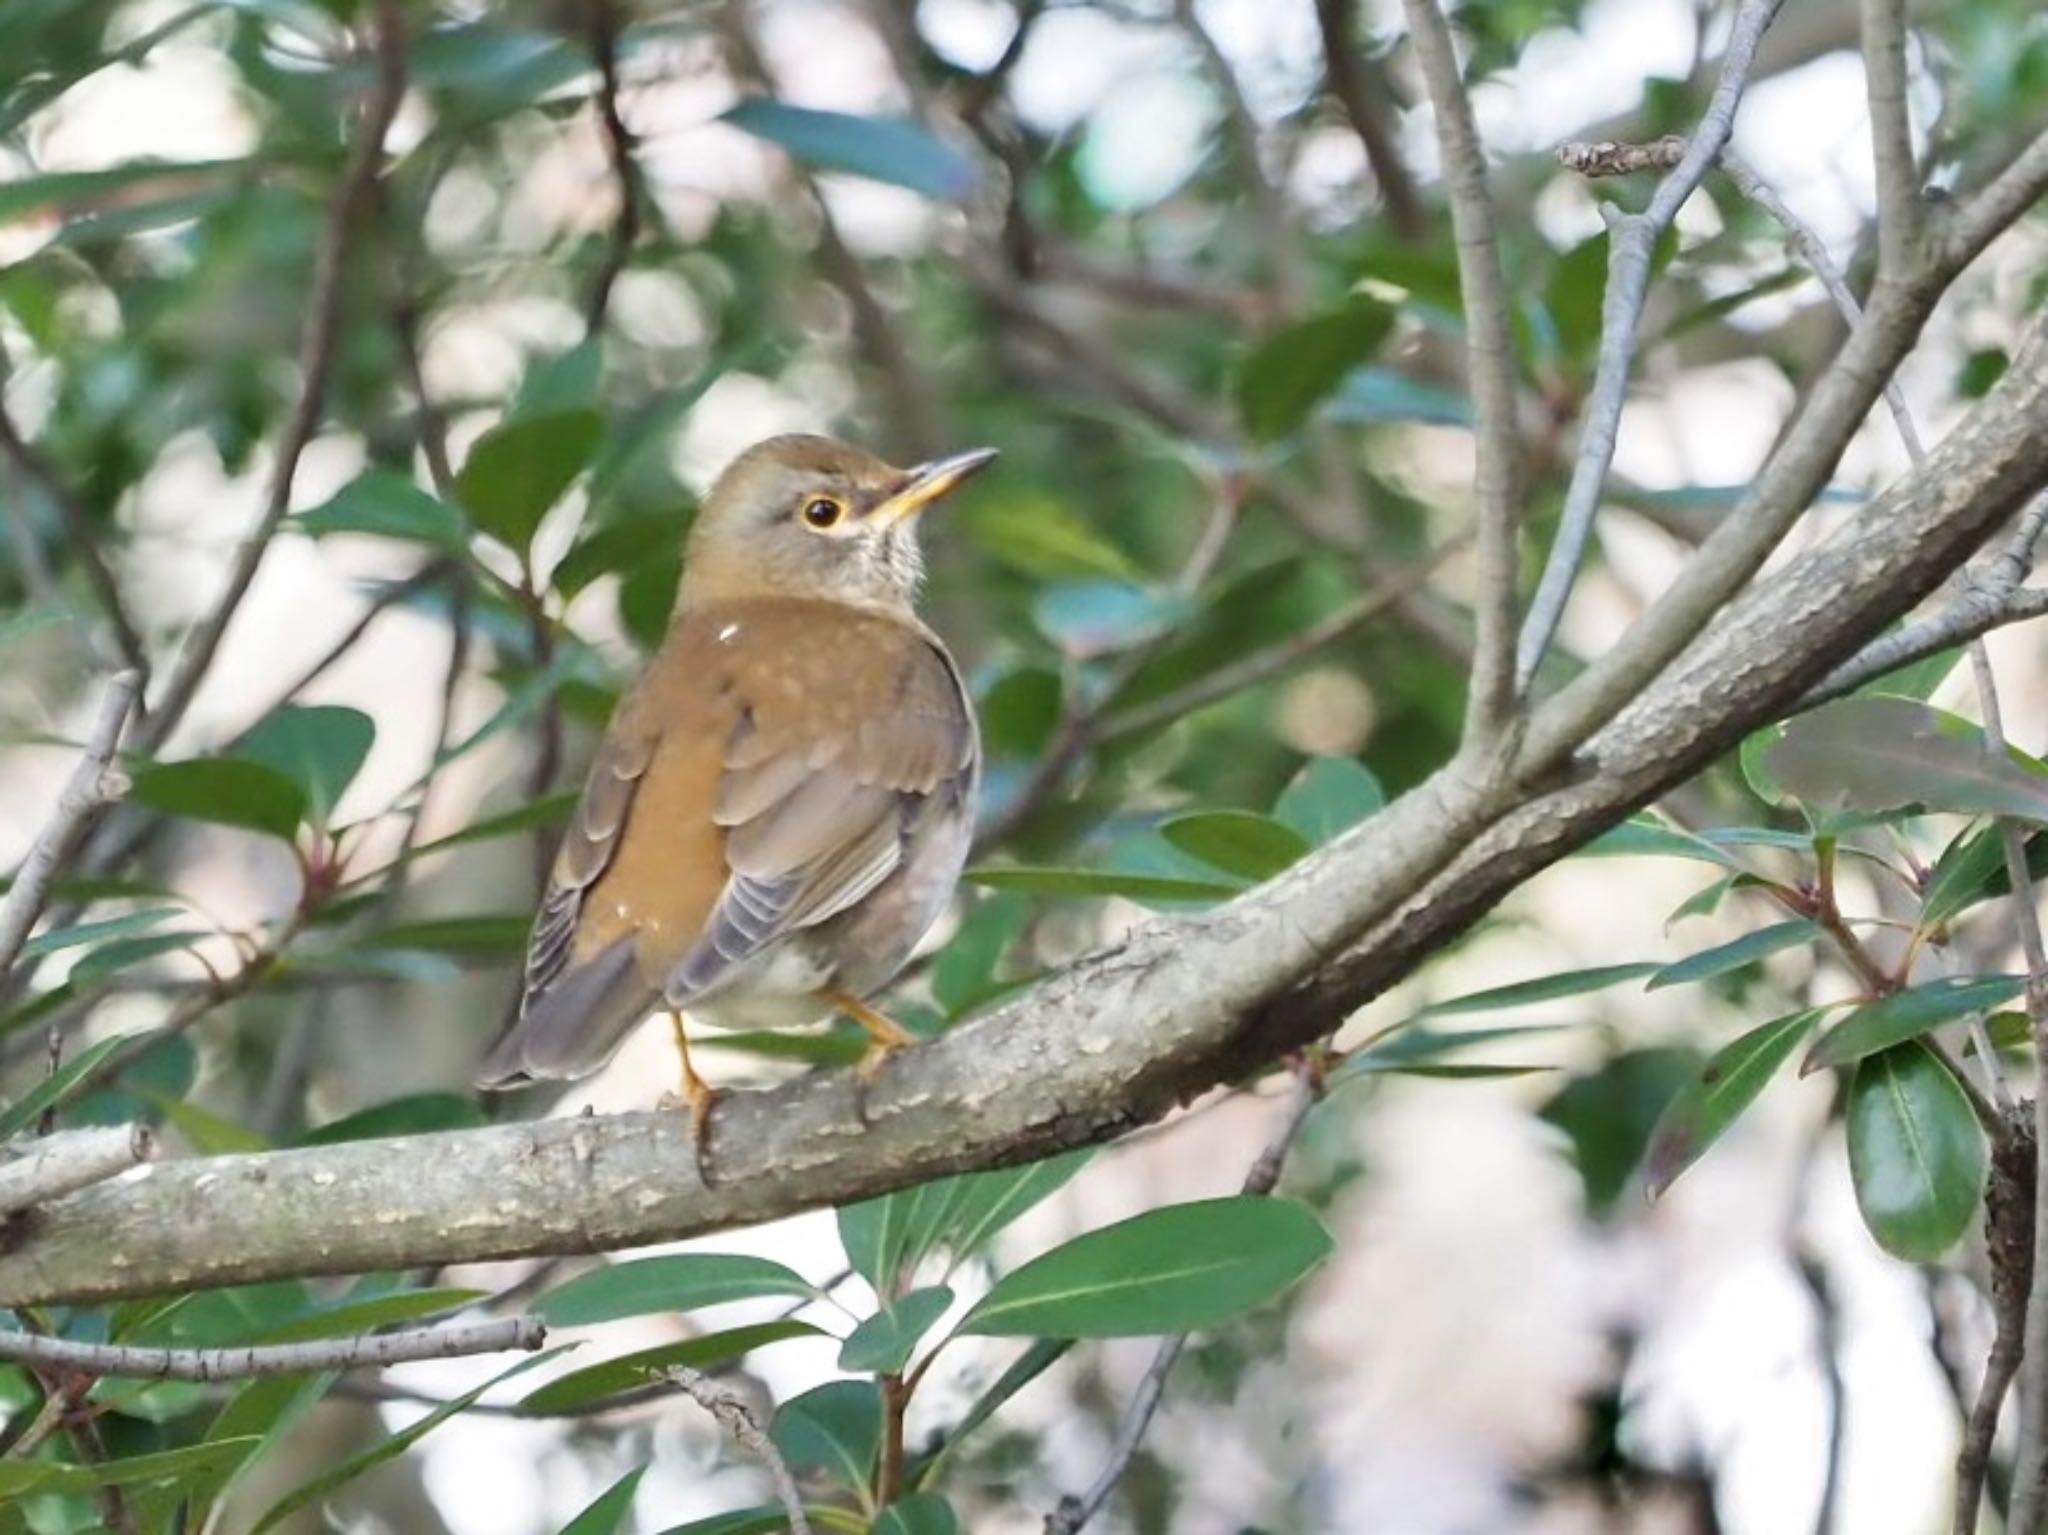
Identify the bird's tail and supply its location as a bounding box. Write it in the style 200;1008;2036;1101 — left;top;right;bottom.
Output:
474;938;655;1088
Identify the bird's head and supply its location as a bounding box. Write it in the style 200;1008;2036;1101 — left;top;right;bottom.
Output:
681;434;997;611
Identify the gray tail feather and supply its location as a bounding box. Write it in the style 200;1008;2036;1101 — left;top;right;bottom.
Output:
475;939;655;1088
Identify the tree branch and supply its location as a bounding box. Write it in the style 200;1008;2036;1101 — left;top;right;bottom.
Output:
582;0;642;336
3;303;2043;1307
138;0;405;753
1858;0;1921;274
0;668;142;980
0;1126;151;1217
0;1317;543;1383
666;1366;813;1535
1399;0;1521;747
1314;0;1425;239
1514;0;1786;693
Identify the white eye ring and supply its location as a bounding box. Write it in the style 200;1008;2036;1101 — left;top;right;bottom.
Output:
802;496;845;530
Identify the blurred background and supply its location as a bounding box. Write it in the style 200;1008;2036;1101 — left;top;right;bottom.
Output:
2;0;2047;1530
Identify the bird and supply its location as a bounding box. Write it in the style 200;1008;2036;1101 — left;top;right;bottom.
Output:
476;433;994;1166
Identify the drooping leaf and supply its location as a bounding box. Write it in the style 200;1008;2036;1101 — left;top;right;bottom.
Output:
1157;810;1308;882
234;705;375;826
931;892;1032;1016
1846;1041;1987;1261
722;98;978;200
1645;1009;1822;1195
1537;1048;1698;1216
128;757;307;840
1272;756;1385;844
560;1465;645;1535
517;1322;813;1415
965;867;1240;904
1418;963;1657;1018
839;1285;954;1374
144;1091;270;1154
873;1493;960;1535
962;1197;1332;1338
1646;920;1820;990
1768;696;2048;822
1804;974;2025;1074
533;1255;814;1328
293;471;469;554
770;1379;883;1492
455;408;603;551
1236;297;1396;441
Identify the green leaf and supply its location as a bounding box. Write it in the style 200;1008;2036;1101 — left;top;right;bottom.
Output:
0;158;250;228
455;408;603;551
1331;1022;1565;1085
1157;810;1309;882
68;930;208;984
19;907;179;960
929;1149;1093;1273
560;1466;645;1535
650;1511;791;1535
909;1339;1071;1491
1846;1041;1987;1261
517;1322;813;1415
364;914;532;955
253;1351;558;1532
1581;817;1743;868
1644;1009;1822;1195
145;1091;270;1155
402;792;580;862
253;1288;486;1345
722;98;978;200
0;1435;260;1501
129;757;307;840
1923;825;2048;928
534;1255;814;1327
1272;756;1385;844
770;1380;882;1492
1418;963;1657;1017
296;1092;486;1145
234;705;375;825
839;1285;954;1373
552;511;686;599
1538;1048;1698;1216
964;867;1240;904
515;339;604;418
1804;974;2025;1074
874;1494;960;1535
1768;696;2048;822
0;1032;129;1137
1646;920;1820;990
293;471;469;554
960;491;1136;581
962;1196;1332;1338
931;892;1032;1016
1236;297;1396;441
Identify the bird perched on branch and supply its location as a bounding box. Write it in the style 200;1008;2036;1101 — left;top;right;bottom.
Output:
477;434;994;1167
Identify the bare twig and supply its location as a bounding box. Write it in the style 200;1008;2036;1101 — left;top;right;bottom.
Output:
1045;1074;1320;1535
1858;0;1922;274
1516;0;1785;691
1941;125;2048;274
1962;1110;2034;1534
0;668;141;980
0;1317;544;1383
0;1125;152;1216
1557;136;1686;177
139;0;405;752
1399;0;1520;745
665;1366;813;1535
1313;0;1425;238
583;0;642;335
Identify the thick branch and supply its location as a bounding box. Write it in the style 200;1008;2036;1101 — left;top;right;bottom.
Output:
0;1318;543;1383
1399;0;1520;745
3;305;2044;1307
0;1126;151;1217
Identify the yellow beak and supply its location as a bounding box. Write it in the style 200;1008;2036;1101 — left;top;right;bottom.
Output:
870;447;999;528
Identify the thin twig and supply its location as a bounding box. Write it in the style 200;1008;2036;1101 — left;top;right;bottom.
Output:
1515;0;1786;691
1045;1072;1321;1535
0;1125;151;1216
1961;1110;2033;1534
1313;0;1425;238
1798;580;2048;708
1399;0;1520;745
139;0;406;753
1940;124;2048;274
0;1317;544;1383
1858;0;1921;275
665;1366;813;1535
0;668;141;980
583;0;642;335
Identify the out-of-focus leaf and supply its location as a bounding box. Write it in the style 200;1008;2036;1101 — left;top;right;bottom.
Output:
1859;644;1965;702
534;1255;813;1327
253;1352;558;1532
1419;963;1656;1017
1324;366;1472;426
1768;697;2048;822
650;1511;792;1535
965;866;1239;903
402;792;580;863
1958;346;2010;397
962;1197;1331;1337
362;914;531;955
293;471;469;554
978;668;1062;759
1646;920;1819;990
0;1436;260;1500
1805;974;2025;1073
456;409;603;551
0;1033;129;1137
839;1285;954;1373
1645;1009;1821;1195
1581;817;1743;868
560;1466;645;1535
515;339;603;417
1846;1041;1987;1260
252;1289;485;1345
296;1093;487;1145
1923;825;2048;927
772;1379;883;1492
68;929;207;984
20;907;179;960
723;98;978;200
699;1027;869;1068
1331;1023;1565;1085
1033;581;1191;658
873;1494;960;1535
144;1091;270;1155
1158;810;1308;882
518;1322;813;1414
1537;1048;1698;1216
551;512;683;598
129;758;306;840
234;705;375;825
932;892;1032;1016
1237;297;1396;441
1273;756;1385;844
0;158;250;227
961;491;1136;581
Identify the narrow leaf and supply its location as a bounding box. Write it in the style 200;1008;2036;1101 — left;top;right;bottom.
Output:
534;1255;814;1327
1646;920;1819;990
1236;298;1395;441
1418;963;1657;1018
965;866;1240;903
1805;974;2025;1074
294;472;469;554
722;98;978;200
560;1466;645;1535
1645;1010;1821;1195
874;1494;960;1535
517;1322;812;1415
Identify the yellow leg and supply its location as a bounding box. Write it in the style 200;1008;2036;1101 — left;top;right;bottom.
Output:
826;988;918;1053
666;1009;720;1179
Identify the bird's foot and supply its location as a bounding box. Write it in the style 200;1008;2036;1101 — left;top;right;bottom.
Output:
664;1009;721;1184
827;989;918;1125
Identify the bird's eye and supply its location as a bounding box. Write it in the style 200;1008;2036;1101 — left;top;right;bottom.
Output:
801;496;845;530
